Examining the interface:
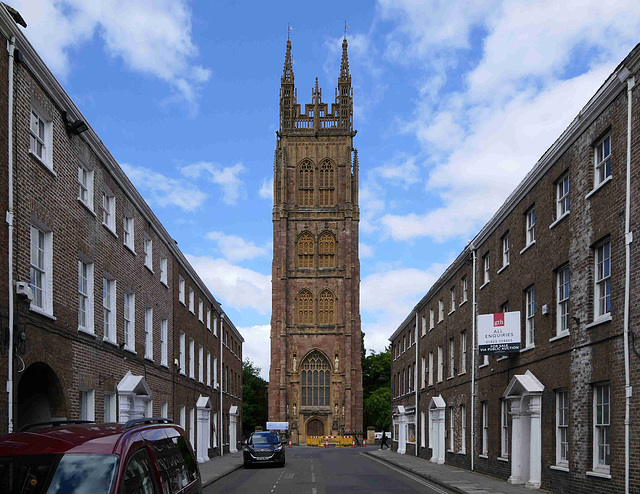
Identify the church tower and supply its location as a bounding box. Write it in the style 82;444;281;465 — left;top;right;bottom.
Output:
269;36;363;442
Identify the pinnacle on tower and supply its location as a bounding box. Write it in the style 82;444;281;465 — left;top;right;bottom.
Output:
339;36;350;82
282;39;294;84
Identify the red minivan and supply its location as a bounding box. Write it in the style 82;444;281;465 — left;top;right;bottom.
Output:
0;418;203;493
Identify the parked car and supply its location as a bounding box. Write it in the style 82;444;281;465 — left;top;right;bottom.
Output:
242;431;285;468
0;418;202;493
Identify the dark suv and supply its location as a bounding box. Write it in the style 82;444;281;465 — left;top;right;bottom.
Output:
242;431;285;468
0;418;202;493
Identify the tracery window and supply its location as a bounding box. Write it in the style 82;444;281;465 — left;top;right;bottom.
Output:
298;232;314;268
319;160;335;206
318;289;335;325
301;351;330;407
298;160;314;206
318;231;336;268
298;289;314;325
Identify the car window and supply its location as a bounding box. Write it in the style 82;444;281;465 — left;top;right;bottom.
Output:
148;433;197;493
250;433;280;445
122;450;157;494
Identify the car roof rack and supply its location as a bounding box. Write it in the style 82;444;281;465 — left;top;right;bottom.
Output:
124;417;174;430
20;420;95;432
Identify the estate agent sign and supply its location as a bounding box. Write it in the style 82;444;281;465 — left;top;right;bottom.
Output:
478;312;521;354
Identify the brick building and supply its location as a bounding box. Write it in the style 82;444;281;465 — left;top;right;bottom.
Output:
390;44;640;493
0;4;243;460
268;37;364;443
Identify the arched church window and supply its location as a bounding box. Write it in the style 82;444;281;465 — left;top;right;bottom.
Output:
301;351;331;407
297;232;314;268
318;231;336;269
318;160;335;206
298;160;314;207
318;289;335;325
297;289;314;325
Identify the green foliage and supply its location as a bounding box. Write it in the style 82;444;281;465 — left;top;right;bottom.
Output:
364;386;392;431
242;359;268;436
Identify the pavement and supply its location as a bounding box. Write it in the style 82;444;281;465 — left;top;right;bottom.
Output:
199;450;244;488
365;448;550;494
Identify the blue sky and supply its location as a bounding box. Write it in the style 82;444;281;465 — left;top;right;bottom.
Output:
13;0;640;378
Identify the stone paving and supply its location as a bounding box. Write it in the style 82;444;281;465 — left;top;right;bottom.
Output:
199;451;243;488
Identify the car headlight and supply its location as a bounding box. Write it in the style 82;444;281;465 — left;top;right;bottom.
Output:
274;445;283;451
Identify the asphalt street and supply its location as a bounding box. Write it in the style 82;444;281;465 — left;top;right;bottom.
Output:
205;447;456;494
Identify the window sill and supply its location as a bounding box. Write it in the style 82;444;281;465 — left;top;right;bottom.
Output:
161;281;168;288
550;465;570;472
161;363;169;369
549;211;570;229
498;457;509;463
586;470;611;479
460;300;467;307
458;371;467;376
448;308;456;315
124;243;136;256
104;338;119;348
447;449;455;453
31;151;56;176
144;264;154;274
479;281;490;290
438;319;443;324
519;240;536;255
520;345;535;353
78;327;96;337
29;306;56;320
585;175;612;200
144;356;155;363
78;198;96;217
180;371;186;376
497;264;509;274
549;332;570;342
478;363;489;369
124;347;137;355
479;454;488;459
496;356;508;361
447;376;455;381
585;314;612;329
102;222;118;238
458;451;466;455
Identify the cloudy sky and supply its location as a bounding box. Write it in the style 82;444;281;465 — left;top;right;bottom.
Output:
12;0;640;378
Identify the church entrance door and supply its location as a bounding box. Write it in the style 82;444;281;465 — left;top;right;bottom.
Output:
307;418;324;437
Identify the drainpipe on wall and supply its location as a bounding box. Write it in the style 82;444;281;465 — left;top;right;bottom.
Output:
415;311;419;457
6;35;16;434
618;67;634;494
220;314;224;458
469;243;477;472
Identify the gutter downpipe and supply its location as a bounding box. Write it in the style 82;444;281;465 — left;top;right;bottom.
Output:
415;311;419;457
619;68;634;494
220;314;224;458
469;243;477;471
6;35;16;434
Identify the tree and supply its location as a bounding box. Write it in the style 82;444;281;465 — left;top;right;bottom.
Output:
361;347;391;430
364;387;392;431
242;359;268;437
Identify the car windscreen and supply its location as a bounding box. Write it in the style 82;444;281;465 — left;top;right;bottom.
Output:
250;433;280;445
0;454;118;494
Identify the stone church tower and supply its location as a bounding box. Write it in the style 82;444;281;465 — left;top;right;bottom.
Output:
269;37;363;443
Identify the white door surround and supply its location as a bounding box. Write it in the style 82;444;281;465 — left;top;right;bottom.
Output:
229;405;239;453
196;395;212;463
117;371;151;423
428;395;446;464
504;370;544;489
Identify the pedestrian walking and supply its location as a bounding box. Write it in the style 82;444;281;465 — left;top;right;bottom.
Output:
380;431;389;450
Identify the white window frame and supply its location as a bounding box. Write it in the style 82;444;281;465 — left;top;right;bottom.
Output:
592;383;610;473
161;402;169;419
103;277;116;344
525;285;535;348
460;330;467;374
104;392;116;422
79;389;95;421
207;308;212;331
594;135;611;187
123;291;135;351
30;107;52;168
421;315;426;337
483;253;490;284
449;406;455;451
189;338;195;379
428;352;433;386
429;309;434;329
78;162;94;210
556;175;569;219
123;214;134;252
199;299;204;322
460;404;466;454
207;352;211;387
102;191;116;233
437;346;443;383
144;237;153;271
501;399;509;458
449;338;455;378
160;318;168;366
557;266;570;337
526;207;536;246
214;357;218;387
144;307;153;360
199;345;204;383
482;401;489;456
160;257;167;285
179;332;186;375
502;233;510;267
556;389;569;467
179;276;185;304
438;300;444;322
462;276;468;303
189;287;195;314
595;241;611;320
30;224;53;315
421;356;426;389
450;286;456;312
78;259;94;334
179;406;186;429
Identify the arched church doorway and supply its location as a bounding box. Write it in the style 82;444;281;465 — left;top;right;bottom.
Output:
17;362;66;430
307;418;324;437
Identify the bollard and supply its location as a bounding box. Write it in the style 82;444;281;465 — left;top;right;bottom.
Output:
325;439;329;448
363;439;366;447
288;440;292;448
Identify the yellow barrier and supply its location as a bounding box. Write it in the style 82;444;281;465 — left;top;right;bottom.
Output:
306;436;355;447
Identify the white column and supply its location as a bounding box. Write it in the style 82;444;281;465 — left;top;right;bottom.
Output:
118;393;134;423
196;407;211;463
229;408;238;453
398;412;407;454
527;395;542;489
508;398;524;485
130;397;147;420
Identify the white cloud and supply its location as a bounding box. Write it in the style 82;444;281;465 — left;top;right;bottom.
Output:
239;324;271;380
185;254;271;315
121;162;207;211
374;155;421;189
259;177;273;200
359;242;375;258
13;0;210;112
180;161;246;205
206;231;271;262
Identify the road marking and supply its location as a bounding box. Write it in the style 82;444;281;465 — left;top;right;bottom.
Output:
361;453;451;494
311;464;314;471
312;489;317;494
311;473;316;483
